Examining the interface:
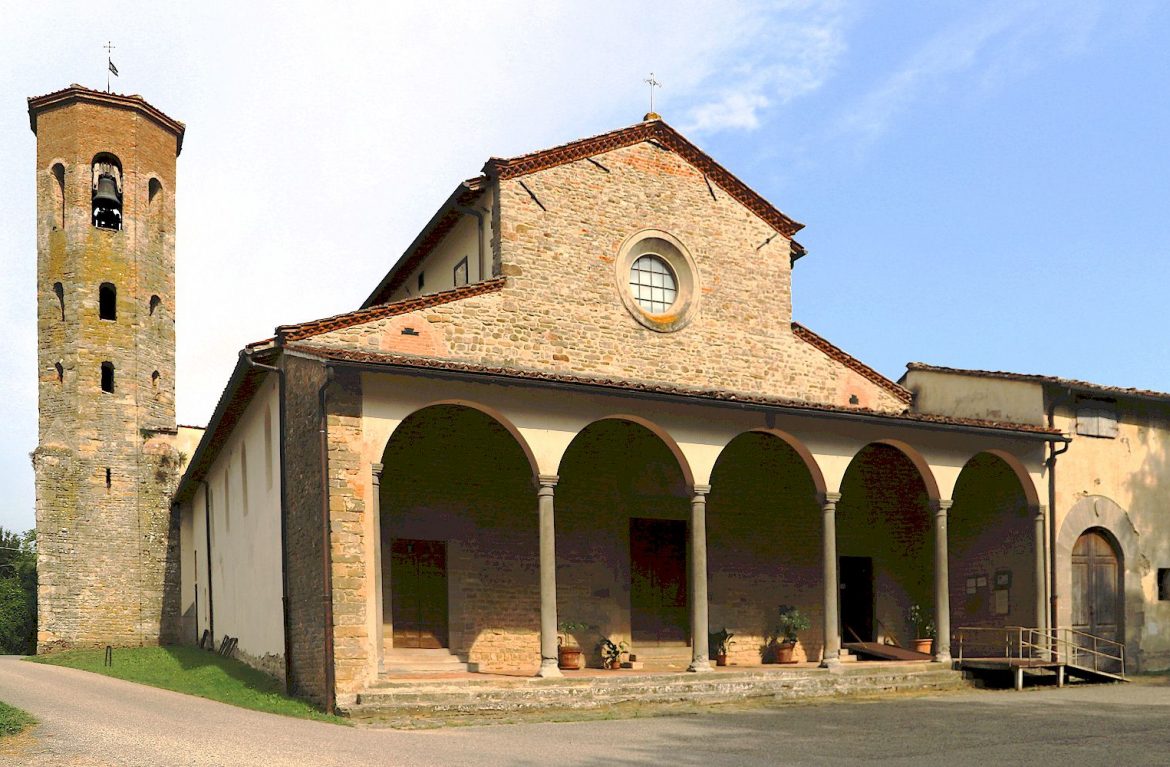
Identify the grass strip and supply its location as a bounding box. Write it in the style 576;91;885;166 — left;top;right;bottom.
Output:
0;700;35;737
30;646;346;725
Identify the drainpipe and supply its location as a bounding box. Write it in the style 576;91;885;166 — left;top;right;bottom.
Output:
198;479;214;645
318;366;337;715
242;349;293;692
456;204;486;281
1047;389;1072;633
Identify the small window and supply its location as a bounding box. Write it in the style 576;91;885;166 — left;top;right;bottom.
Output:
151;370;160;388
54;362;63;383
105;468;112;488
149;295;161;316
1159;569;1170;601
1077;401;1118;439
51;163;65;230
100;361;115;393
99;283;116;320
417;271;425;291
629;254;678;314
52;282;65;320
453;257;469;288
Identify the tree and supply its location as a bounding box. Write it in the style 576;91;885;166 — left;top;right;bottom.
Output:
0;528;36;655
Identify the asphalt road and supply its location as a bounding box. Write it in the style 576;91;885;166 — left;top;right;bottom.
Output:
2;655;1169;766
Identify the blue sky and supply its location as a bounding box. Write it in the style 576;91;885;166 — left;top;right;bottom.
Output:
1;1;1168;532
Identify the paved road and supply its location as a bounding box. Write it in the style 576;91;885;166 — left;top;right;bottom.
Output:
2;655;1169;766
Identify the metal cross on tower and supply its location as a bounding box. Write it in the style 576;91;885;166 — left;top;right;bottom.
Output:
644;73;661;116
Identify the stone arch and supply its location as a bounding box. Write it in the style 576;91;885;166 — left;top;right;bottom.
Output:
389;399;540;481
556;414;694;487
970;449;1040;508
736;428;827;498
867;439;941;503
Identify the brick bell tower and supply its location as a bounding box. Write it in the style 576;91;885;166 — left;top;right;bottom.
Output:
28;86;185;651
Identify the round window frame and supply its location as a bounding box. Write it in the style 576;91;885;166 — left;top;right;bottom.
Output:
614;229;700;332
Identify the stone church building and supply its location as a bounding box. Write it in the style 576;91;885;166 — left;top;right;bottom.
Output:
29;85;1170;711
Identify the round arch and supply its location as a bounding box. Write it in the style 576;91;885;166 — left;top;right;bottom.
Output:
866;439;941;503
718;428;827;498
384;399;540;481
964;449;1040;509
556;414;694;488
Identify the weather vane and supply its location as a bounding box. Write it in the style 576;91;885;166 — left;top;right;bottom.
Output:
104;41;119;93
644;73;661;117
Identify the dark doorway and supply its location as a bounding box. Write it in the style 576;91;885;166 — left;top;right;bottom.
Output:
630;518;688;644
1072;530;1122;646
390;538;449;649
840;556;874;643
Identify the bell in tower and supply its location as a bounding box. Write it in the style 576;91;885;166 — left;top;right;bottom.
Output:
92;155;123;230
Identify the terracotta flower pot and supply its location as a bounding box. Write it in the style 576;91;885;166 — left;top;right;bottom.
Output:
914;638;934;655
607;658;622;669
558;646;583;670
775;641;797;664
715;654;728;667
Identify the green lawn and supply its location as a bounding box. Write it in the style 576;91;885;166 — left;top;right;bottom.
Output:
0;700;35;737
30;646;346;724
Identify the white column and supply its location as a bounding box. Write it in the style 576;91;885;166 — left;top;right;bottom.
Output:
371;462;384;673
1035;504;1048;638
934;498;953;663
688;484;712;673
820;492;842;668
537;474;562;678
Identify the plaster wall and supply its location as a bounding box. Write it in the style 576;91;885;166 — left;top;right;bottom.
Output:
902;370;1046;427
194;378;284;677
388;190;494;303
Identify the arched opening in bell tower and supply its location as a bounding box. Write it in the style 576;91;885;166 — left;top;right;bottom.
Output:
91;153;123;230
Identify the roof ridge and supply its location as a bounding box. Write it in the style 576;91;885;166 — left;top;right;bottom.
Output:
277;277;507;342
482;119;802;237
792;323;912;403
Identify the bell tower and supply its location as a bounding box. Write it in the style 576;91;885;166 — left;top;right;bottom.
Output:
28;85;185;651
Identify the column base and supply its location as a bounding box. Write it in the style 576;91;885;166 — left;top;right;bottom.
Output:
537;658;563;678
933;651;953;665
687;658;713;673
819;656;843;672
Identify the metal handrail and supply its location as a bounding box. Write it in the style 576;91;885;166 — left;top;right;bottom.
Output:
955;625;1125;678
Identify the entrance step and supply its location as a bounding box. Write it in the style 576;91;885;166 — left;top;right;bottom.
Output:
381;648;473;675
628;645;692;669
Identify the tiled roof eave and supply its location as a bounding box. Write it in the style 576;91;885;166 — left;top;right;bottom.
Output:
906;363;1170;405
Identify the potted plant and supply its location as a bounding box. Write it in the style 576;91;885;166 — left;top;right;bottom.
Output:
710;628;735;666
557;620;590;670
908;604;935;654
598;637;628;669
773;605;810;663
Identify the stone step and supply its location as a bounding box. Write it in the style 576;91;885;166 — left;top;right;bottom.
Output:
380;647;473;675
343;664;968;718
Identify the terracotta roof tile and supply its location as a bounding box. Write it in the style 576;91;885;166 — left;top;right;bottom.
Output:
906;363;1170;404
277;278;506;342
288;343;1060;437
484;119;802;238
792;323;912;403
28;84;186;154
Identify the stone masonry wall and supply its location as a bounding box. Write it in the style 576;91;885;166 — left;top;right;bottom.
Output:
308;140;904;413
32;95;179;651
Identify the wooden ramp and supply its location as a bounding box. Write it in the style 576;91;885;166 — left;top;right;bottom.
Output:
843;642;932;661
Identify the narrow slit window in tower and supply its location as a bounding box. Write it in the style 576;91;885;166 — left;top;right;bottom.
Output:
55;362;63;383
101;362;115;393
151;370;160;388
105;468;112;489
99;283;117;320
51;163;65;230
149;294;161;316
53;282;64;320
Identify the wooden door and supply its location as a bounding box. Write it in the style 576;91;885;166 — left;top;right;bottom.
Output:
1072;530;1122;650
839;556;874;643
390;538;449;649
630;518;688;644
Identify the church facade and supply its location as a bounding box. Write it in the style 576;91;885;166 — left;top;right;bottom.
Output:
30;85;1170;712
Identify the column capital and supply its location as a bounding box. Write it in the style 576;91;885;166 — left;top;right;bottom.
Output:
692;484;711;497
933;498;953;515
821;491;842;506
1034;504;1047;520
371;462;384;480
537;474;559;493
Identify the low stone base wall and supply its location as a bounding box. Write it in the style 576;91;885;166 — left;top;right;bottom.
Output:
341;662;967;720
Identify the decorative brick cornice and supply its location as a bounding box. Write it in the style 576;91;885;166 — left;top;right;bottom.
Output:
276;277;506;342
483;119;803;238
792;323;912;404
28;84;186;154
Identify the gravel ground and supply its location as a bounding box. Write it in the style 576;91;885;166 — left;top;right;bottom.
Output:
2;655;1168;766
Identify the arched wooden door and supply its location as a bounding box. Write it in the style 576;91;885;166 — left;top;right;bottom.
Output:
1071;529;1122;646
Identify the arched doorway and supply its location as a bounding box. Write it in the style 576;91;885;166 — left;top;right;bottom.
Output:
1071;529;1122;645
556;418;690;659
379;404;537;668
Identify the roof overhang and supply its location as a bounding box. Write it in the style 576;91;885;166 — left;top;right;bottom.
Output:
28;85;186;155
